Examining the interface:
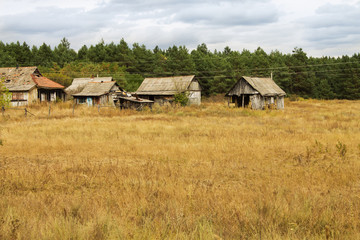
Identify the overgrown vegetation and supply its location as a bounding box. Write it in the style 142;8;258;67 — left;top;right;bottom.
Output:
174;92;189;106
1;38;360;99
0;100;360;239
0;77;10;107
0;77;9;147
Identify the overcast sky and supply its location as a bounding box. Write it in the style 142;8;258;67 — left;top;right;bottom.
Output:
0;0;359;57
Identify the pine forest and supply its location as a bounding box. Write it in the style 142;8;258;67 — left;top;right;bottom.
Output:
1;38;360;99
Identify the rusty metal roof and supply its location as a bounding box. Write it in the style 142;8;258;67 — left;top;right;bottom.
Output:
136;75;198;95
31;75;65;89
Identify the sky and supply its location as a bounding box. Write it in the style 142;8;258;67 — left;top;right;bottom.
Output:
0;0;359;57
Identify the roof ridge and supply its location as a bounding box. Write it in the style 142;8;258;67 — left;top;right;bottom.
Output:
0;66;37;69
144;75;195;79
88;81;115;83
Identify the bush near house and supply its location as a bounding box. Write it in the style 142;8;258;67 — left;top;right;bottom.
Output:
174;92;189;106
0;77;10;107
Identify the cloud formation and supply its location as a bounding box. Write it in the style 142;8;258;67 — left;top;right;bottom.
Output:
300;2;360;55
0;0;359;56
173;2;278;26
2;7;108;35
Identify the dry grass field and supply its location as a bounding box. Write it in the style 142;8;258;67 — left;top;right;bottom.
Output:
0;99;360;239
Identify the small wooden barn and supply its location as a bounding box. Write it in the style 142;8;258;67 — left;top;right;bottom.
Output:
226;76;286;110
135;75;202;105
1;66;65;106
72;81;120;106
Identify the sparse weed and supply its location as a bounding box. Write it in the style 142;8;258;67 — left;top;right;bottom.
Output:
336;141;347;159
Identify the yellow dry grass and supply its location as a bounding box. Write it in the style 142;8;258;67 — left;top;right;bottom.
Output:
0;99;360;239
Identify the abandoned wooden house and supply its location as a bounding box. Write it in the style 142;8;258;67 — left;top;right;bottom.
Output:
135;75;202;105
0;66;65;106
65;77;112;96
72;80;120;106
225;76;286;110
113;91;154;110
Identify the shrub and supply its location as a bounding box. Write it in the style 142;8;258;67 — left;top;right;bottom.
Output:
174;92;189;106
0;77;10;107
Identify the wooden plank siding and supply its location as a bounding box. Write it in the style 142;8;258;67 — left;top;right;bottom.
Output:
226;77;286;110
136;75;202;106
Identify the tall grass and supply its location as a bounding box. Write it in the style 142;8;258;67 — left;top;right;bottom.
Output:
0;100;360;239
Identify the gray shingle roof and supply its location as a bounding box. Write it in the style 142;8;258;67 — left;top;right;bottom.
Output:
136;75;196;95
1;66;64;91
227;76;286;97
72;81;118;97
66;77;113;94
1;67;38;91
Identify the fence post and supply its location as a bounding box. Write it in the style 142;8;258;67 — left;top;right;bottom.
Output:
48;103;51;118
2;106;5;116
24;108;27;117
72;102;75;116
98;104;100;113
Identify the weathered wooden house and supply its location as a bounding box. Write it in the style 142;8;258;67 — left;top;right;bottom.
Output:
72;81;120;106
65;77;113;96
135;75;202;105
0;66;65;106
226;76;286;110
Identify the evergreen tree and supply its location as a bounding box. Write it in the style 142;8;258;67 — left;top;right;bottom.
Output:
36;43;54;67
165;45;195;76
53;38;77;67
19;42;32;66
131;43;154;76
87;39;107;63
287;47;314;97
117;38;134;68
0;42;17;67
104;42;117;62
269;50;291;92
191;43;215;96
251;47;270;77
77;45;89;61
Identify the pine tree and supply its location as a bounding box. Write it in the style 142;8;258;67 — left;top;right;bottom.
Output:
53;38;77;67
287;47;314;98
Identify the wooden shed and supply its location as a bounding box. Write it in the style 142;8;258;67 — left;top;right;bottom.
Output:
113;91;154;110
225;76;286;110
135;75;201;105
72;81;120;106
0;66;65;106
65;77;113;96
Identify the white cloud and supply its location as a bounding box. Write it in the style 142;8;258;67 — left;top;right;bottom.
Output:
0;0;359;56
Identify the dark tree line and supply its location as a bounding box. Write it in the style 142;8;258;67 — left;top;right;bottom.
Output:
1;38;360;99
